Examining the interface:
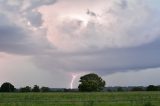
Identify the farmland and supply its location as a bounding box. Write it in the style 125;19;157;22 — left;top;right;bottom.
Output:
0;92;160;106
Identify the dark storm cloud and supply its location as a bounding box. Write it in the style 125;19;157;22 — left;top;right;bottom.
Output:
26;11;43;27
0;0;57;27
0;0;57;10
0;14;48;55
25;0;57;27
0;0;57;55
34;39;160;75
27;0;57;10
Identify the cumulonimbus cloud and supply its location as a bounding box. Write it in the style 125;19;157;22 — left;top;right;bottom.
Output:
1;0;160;76
33;0;160;75
40;0;160;51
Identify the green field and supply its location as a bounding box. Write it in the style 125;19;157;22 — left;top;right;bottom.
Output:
0;92;160;106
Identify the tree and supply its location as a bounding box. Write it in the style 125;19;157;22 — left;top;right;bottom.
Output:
146;85;158;91
20;86;31;92
32;85;40;92
132;87;144;91
41;87;50;92
78;73;105;92
117;87;123;92
0;82;15;92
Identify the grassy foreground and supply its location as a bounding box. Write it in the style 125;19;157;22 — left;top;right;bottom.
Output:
0;92;160;106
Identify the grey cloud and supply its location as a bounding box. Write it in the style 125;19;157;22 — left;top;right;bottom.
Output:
86;9;97;17
27;0;57;10
0;0;57;27
0;14;48;55
0;1;20;11
34;39;160;75
118;0;128;9
26;11;43;27
0;0;57;10
0;0;57;55
25;0;57;27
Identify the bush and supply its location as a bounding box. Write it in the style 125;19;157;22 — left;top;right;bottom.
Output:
41;87;50;92
20;86;31;92
144;102;155;106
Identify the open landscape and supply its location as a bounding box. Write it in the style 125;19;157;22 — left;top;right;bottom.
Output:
0;92;160;106
1;0;160;106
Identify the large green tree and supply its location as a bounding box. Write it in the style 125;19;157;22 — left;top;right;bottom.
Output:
0;82;15;92
78;73;105;92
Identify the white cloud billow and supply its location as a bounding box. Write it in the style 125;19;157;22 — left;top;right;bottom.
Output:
40;0;160;51
33;0;160;75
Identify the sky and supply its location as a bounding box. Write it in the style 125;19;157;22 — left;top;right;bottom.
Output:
0;0;160;88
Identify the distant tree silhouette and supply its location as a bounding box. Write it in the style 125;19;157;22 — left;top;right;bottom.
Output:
78;73;105;92
146;85;158;91
41;87;50;92
117;87;123;92
20;86;31;92
132;87;144;91
32;85;40;92
0;82;15;92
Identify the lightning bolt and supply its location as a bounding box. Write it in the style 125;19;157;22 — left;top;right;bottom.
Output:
70;72;86;89
70;74;78;89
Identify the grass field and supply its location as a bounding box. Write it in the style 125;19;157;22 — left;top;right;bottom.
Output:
0;92;160;106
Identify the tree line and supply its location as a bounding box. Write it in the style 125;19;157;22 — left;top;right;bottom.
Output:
0;73;160;92
106;85;160;92
0;73;106;92
0;82;50;92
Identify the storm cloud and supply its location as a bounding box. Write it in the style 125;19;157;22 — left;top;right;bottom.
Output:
35;0;160;75
0;0;56;54
0;0;160;77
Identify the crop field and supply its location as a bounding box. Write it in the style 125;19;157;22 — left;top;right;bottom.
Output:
0;92;160;106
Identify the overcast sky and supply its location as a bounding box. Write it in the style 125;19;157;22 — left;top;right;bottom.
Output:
0;0;160;88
